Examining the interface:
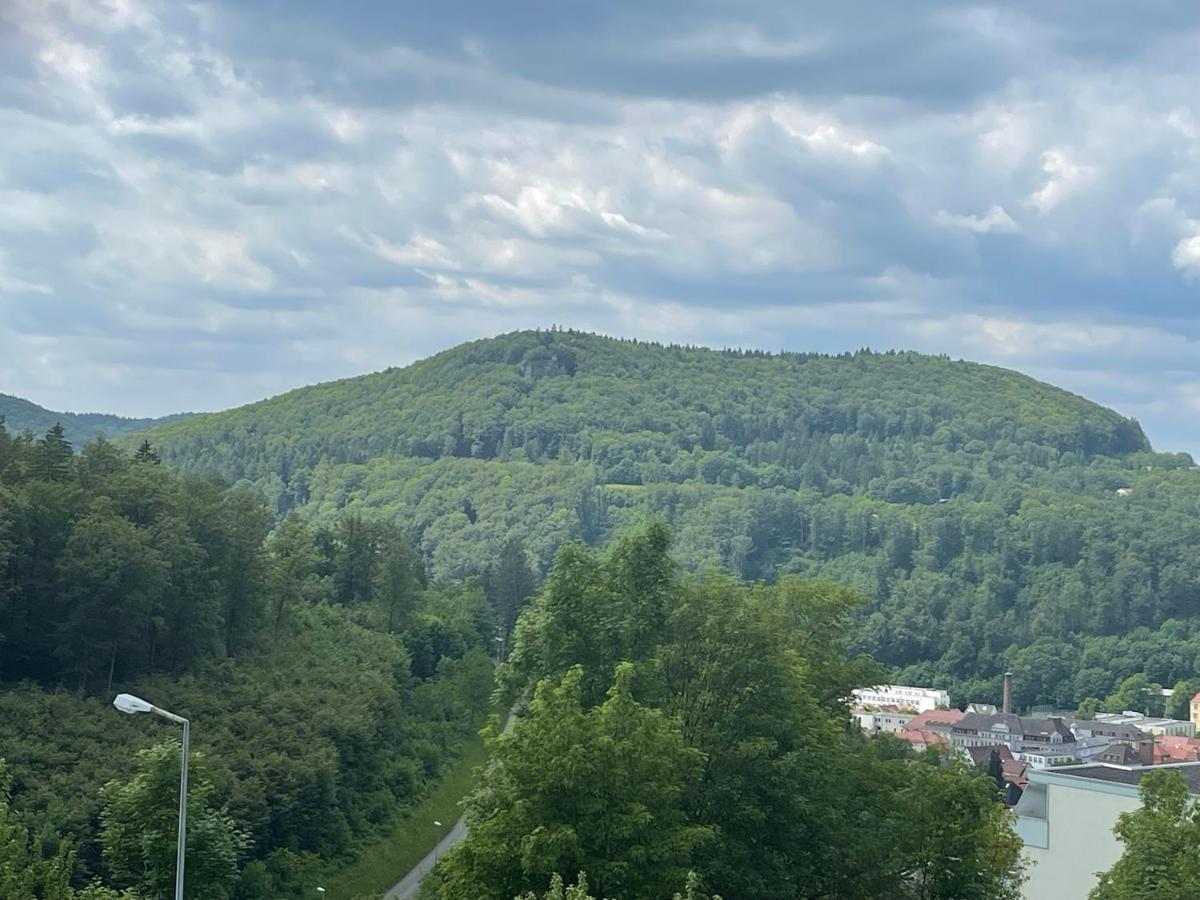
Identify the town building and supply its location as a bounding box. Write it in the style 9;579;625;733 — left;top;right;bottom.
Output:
851;684;949;713
896;729;947;753
950;713;1078;767
1190;690;1200;729
901;708;965;737
1015;761;1200;900
851;706;915;734
1092;710;1195;737
1071;719;1153;765
1152;734;1200;764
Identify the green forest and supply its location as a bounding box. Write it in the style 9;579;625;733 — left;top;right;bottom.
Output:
0;422;501;897
0;394;190;448
132;329;1200;710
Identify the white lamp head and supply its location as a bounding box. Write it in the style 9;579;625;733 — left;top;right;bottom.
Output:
113;693;154;715
434;820;443;827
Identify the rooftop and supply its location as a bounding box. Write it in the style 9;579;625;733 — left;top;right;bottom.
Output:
1046;762;1200;794
903;709;966;732
953;713;1075;741
1093;711;1192;729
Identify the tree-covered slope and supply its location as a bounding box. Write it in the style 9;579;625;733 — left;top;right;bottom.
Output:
132;329;1200;708
136;328;1148;502
0;392;190;446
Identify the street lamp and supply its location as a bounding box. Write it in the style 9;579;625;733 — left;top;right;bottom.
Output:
113;693;190;900
434;820;444;864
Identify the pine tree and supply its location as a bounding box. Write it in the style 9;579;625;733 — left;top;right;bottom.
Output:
36;424;72;482
134;440;160;464
484;536;537;651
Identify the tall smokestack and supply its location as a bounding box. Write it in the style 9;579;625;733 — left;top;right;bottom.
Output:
1003;671;1013;715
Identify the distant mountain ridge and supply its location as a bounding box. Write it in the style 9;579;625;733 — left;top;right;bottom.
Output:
0;392;191;446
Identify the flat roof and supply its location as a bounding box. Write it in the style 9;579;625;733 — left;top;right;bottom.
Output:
1035;761;1200;795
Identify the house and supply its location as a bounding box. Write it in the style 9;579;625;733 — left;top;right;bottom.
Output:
1190;690;1200;729
901;707;965;737
896;729;948;753
1152;734;1200;764
1096;743;1142;766
964;743;1014;770
950;713;1078;767
852;705;916;735
1003;756;1030;792
1016;761;1200;900
965;702;998;715
1072;719;1153;765
1092;710;1195;737
851;684;949;713
1115;487;1133;497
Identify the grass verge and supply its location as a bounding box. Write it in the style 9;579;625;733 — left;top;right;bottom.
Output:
320;731;489;899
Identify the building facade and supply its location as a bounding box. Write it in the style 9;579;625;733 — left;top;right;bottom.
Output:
1092;711;1195;737
851;684;949;713
950;713;1078;767
852;707;915;734
1015;762;1200;900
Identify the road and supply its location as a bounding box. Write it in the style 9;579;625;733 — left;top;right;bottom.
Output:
383;818;467;900
384;712;515;899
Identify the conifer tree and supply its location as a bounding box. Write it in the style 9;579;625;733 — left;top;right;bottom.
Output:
36;423;72;482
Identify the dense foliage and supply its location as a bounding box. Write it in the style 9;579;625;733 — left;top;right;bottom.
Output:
0;420;495;896
1091;770;1200;899
129;329;1200;709
0;394;189;448
429;523;1024;900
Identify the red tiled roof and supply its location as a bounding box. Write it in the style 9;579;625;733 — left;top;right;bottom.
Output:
896;730;948;749
1191;691;1200;704
902;708;966;733
1154;735;1200;763
1002;757;1029;788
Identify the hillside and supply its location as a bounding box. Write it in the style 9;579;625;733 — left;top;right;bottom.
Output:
133;329;1200;706
0;392;191;445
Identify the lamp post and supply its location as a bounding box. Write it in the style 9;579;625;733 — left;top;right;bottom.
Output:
113;693;189;900
433;820;444;865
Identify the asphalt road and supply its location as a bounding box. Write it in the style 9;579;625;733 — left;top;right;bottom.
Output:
383;818;468;900
384;712;515;899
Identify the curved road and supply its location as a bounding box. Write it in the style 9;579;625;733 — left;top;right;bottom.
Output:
383;818;467;900
384;712;515;899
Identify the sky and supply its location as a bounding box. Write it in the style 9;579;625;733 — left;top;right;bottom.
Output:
2;1;1199;457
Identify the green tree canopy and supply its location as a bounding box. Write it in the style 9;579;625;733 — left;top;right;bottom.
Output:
100;740;250;899
440;664;709;900
1091;770;1200;899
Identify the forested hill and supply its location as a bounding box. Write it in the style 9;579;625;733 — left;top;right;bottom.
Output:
0;392;191;445
131;329;1200;708
136;328;1148;495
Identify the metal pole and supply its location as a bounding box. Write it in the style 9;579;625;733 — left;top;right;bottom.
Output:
176;717;189;900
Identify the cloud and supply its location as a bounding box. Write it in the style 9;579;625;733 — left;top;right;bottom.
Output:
1172;234;1200;277
1027;149;1094;213
2;0;1200;458
936;205;1019;234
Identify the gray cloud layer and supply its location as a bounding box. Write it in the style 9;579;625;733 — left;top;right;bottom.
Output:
2;0;1199;455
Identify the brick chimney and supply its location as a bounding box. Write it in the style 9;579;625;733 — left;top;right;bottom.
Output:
1003;671;1013;715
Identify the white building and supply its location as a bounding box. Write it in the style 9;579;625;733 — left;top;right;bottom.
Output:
1092;711;1195;737
1015;762;1200;900
852;707;915;734
851;684;949;713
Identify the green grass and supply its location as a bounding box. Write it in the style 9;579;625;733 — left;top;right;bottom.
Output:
320;731;490;899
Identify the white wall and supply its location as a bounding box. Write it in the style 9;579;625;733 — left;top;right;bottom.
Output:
1021;784;1140;900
